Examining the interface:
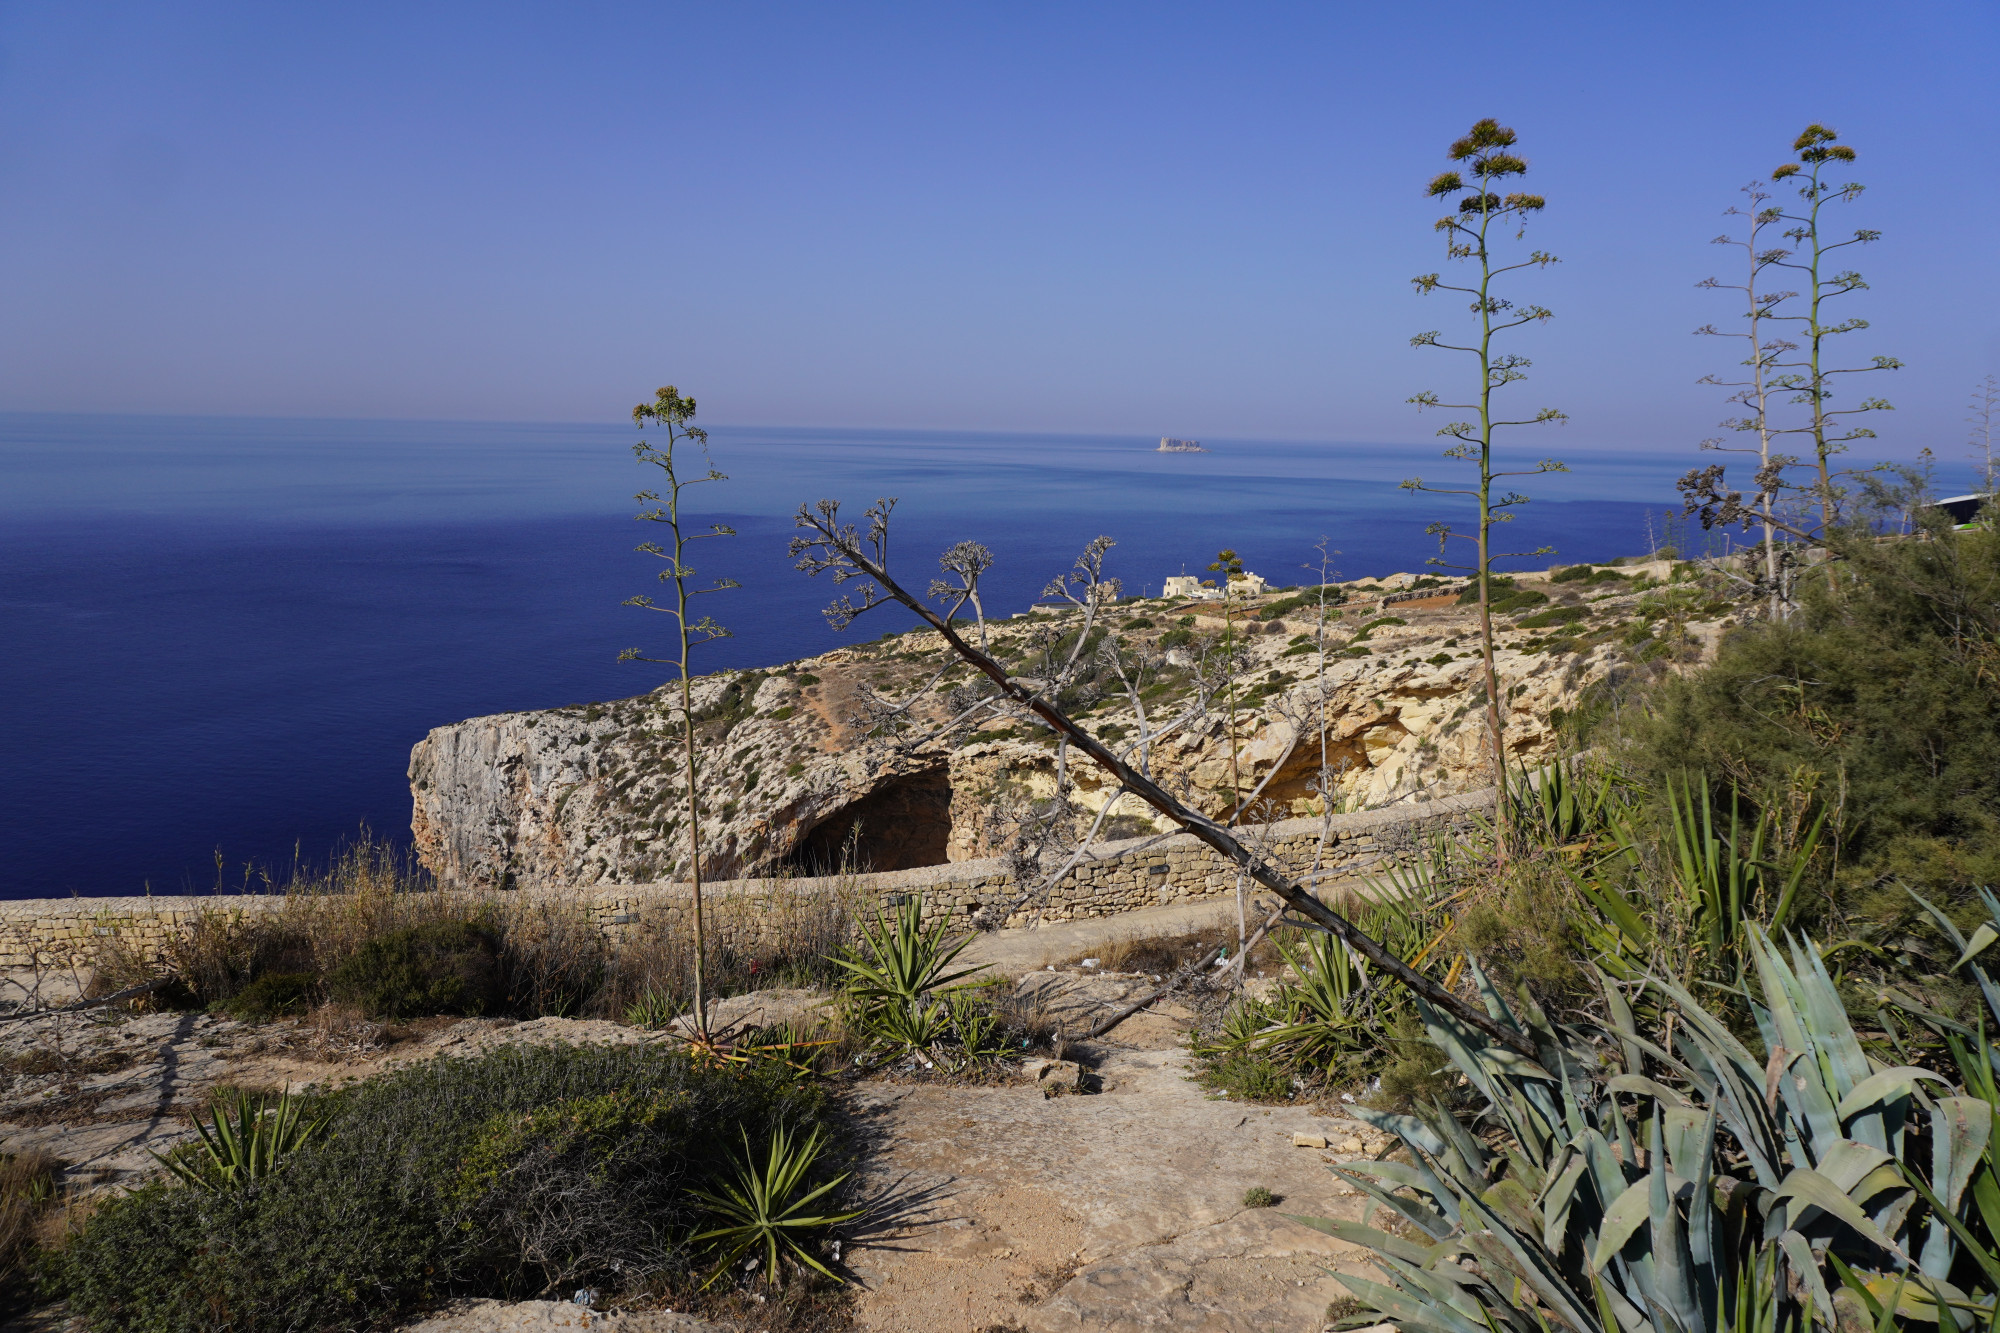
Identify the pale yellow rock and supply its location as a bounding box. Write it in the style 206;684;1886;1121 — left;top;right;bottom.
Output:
1292;1132;1328;1149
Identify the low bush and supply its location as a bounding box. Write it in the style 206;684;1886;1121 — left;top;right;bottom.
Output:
1346;616;1405;644
1550;563;1629;584
53;1042;830;1331
1455;576;1547;614
1512;604;1588;629
328;920;503;1020
220;970;316;1021
1199;1048;1292;1101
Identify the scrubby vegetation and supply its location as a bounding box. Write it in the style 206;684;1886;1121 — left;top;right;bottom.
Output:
87;837;852;1028
1624;527;2000;892
1175;529;2000;1330
0;1150;60;1315
52;1044;836;1330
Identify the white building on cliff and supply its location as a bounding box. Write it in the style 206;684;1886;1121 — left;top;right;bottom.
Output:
1162;570;1267;600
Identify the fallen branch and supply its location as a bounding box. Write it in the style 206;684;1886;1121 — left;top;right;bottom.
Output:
0;977;170;1025
791;501;1537;1058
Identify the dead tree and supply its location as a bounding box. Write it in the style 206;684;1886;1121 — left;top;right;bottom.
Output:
789;497;1539;1057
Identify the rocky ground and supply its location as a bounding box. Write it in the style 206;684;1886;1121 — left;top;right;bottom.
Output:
1;906;1394;1333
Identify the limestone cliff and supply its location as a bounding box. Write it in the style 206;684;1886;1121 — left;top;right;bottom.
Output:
410;561;1702;890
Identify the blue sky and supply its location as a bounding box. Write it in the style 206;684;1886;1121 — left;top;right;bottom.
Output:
0;2;1993;459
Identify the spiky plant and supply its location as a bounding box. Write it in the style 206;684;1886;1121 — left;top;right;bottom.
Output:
688;1123;861;1287
1292;928;1999;1332
1402;117;1569;831
153;1088;324;1192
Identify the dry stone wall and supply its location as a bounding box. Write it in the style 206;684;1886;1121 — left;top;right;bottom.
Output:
0;790;1489;970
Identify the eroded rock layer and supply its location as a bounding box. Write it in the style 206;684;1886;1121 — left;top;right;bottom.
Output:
411;562;1699;889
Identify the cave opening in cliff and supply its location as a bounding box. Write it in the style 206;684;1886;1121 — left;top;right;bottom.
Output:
786;765;954;874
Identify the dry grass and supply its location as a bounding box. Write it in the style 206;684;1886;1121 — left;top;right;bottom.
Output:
600;875;857;1019
88;836;862;1024
0;1149;60;1309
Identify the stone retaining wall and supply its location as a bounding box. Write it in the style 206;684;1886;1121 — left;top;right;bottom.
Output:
0;789;1490;970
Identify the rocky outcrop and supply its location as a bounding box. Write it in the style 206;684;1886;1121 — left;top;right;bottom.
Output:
410;564;1687;890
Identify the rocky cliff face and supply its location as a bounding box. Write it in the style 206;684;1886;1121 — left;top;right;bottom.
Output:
410;562;1695;890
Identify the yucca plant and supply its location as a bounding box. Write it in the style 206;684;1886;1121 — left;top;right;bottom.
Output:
1211;895;1453;1088
153;1088;325;1192
688;1122;862;1287
1293;927;1999;1332
624;985;681;1030
832;895;991;1061
1609;774;1823;984
1505;758;1626;858
831;895;985;1006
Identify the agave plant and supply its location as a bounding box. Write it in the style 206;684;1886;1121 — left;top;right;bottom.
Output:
1292;927;1999;1332
153;1088;325;1192
832;895;992;1061
688;1122;862;1287
1211;894;1451;1084
624;985;681;1030
1504;758;1627;857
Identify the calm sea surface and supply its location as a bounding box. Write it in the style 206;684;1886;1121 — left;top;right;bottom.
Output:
3;413;1703;899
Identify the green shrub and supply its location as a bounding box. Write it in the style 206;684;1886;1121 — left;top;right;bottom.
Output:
1629;528;2000;890
220;970;317;1020
1456;576;1548;613
54;1043;827;1330
1550;564;1628;584
1157;628;1195;649
1513;604;1588;629
1346;616;1406;645
329;920;502;1020
1254;588;1341;620
1200;1049;1293;1101
1240;1185;1277;1208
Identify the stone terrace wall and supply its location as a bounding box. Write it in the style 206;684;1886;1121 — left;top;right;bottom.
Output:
0;789;1491;970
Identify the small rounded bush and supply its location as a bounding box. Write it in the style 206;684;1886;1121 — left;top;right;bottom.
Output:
1515;605;1590;630
329;920;502;1019
1241;1185;1278;1208
222;970;317;1021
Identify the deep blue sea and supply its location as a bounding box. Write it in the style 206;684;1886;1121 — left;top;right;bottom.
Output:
3;412;1710;900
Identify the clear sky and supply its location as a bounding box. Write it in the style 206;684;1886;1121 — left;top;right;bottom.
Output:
1;2;1994;460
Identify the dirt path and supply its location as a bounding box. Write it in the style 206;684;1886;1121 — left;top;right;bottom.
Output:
956;882;1372;978
958;900;1240;974
839;976;1386;1333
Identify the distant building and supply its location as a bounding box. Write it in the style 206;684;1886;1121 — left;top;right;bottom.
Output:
1157;437;1207;453
1162;574;1218;600
1162;571;1265;600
